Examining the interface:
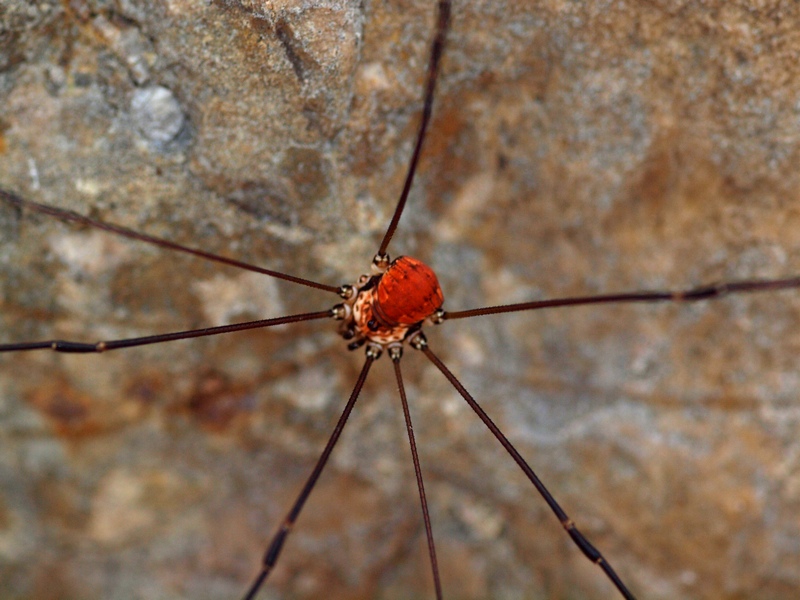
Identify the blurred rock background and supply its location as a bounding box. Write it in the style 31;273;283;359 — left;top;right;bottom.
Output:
1;0;800;598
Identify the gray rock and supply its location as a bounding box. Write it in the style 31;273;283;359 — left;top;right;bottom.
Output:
130;86;186;144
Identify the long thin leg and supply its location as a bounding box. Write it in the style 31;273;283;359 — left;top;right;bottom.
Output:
0;310;332;353
389;347;442;600
443;277;800;320
377;0;451;256
412;334;637;600
0;188;340;294
243;351;377;600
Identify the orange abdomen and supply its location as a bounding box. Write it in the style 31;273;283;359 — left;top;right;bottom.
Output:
375;256;444;325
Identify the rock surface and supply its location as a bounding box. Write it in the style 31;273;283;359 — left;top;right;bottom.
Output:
1;1;800;599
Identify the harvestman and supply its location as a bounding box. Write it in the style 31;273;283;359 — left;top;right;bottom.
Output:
2;1;800;598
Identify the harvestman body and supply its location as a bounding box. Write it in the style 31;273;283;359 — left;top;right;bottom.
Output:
2;0;800;598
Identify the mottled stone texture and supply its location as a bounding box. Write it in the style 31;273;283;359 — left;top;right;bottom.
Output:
1;0;800;599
